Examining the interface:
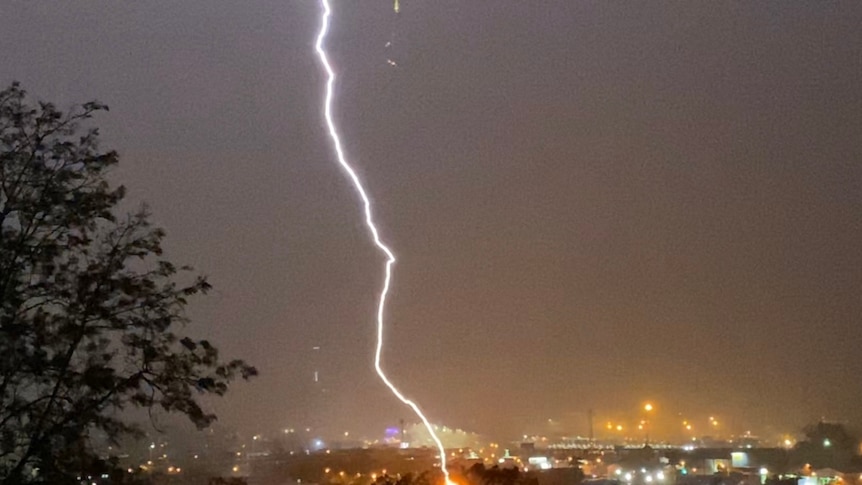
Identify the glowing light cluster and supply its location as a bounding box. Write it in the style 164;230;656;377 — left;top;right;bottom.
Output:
313;2;453;484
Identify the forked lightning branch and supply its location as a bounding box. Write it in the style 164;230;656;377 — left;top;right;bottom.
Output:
313;2;455;484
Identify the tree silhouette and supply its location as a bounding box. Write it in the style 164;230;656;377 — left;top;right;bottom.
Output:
0;82;257;483
465;464;524;485
373;471;434;485
799;421;858;452
790;420;861;470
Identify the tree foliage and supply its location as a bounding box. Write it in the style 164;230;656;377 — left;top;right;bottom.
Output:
463;464;539;485
799;421;859;452
791;420;861;470
0;82;257;483
372;471;434;485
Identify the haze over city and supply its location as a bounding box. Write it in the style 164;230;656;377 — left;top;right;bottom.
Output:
2;0;860;448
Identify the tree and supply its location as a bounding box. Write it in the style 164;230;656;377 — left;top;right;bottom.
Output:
372;471;434;485
0;82;257;483
799;421;858;452
789;420;861;470
464;464;524;485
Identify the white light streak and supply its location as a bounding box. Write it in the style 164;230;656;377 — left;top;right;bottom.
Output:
313;2;453;484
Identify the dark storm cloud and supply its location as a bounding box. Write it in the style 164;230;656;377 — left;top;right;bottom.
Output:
1;1;860;440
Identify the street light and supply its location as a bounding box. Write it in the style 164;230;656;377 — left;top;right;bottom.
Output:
642;403;654;444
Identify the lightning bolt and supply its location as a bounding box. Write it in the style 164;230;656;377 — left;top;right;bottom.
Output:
314;2;453;484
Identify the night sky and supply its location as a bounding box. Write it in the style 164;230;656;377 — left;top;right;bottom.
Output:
1;1;860;441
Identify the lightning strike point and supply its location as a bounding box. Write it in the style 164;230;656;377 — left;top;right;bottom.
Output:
313;1;452;484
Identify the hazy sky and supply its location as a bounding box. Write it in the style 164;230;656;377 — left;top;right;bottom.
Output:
1;1;860;441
